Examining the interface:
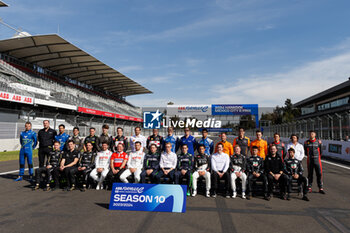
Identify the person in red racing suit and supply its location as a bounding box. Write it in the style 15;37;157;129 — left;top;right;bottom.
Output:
304;131;325;194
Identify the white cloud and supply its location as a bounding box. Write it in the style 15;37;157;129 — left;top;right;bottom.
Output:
210;51;350;107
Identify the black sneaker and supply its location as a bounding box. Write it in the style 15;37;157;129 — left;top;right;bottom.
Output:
319;189;325;194
265;195;271;201
287;194;291;201
302;195;310;201
211;191;217;198
282;193;287;200
225;192;231;198
246;195;251;200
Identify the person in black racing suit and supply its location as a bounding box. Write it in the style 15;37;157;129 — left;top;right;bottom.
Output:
147;129;164;153
284;148;310;201
84;127;100;152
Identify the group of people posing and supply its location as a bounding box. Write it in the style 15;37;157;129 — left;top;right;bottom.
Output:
16;120;325;201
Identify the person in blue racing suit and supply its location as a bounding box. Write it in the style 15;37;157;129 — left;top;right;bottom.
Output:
55;124;70;151
197;128;214;155
15;122;37;181
163;127;179;153
179;127;197;156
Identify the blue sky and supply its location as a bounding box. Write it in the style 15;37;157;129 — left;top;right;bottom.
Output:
1;0;350;107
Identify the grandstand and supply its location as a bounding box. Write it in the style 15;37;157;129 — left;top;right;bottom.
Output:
0;34;151;140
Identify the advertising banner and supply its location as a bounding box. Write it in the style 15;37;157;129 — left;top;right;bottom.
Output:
0;91;33;105
211;104;259;127
109;183;187;213
167;105;211;116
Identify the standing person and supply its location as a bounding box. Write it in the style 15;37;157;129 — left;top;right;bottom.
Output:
175;144;194;196
15;122;37;181
246;146;268;200
120;142;145;183
129;127;147;152
284;148;310;201
98;124;113;151
230;145;247;199
147;128;164;153
33;141;62;191
84;127;99;152
155;142;177;184
269;133;287;161
197;129;214;155
265;145;287;200
163;127;179;153
250;130;268;160
304;131;325;194
90;142;113;190
286;134;304;161
71;142;96;192
192;145;211;197
215;132;233;156
232;127;251;157
59;140;79;191
111;127;128;152
109;143;128;183
141;144;160;183
179;127;197;156
210;143;230;198
38;120;57;167
68;127;84;152
55;124;70;151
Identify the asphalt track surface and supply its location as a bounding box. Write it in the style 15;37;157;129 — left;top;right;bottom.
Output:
1;137;350;233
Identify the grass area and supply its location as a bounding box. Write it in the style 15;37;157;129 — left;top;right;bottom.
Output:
0;149;38;162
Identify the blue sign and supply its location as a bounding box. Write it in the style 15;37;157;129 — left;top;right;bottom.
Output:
109;183;187;213
143;109;163;129
211;104;259;128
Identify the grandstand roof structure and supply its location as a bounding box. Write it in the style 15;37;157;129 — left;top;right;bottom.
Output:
0;1;8;7
0;34;152;96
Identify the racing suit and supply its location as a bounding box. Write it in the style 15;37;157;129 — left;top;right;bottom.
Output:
211;152;230;193
147;134;164;153
55;132;70;151
19;130;37;176
197;137;214;155
269;141;287;161
264;155;286;195
250;139;268;160
230;153;247;193
67;135;84;152
98;133;113;150
108;151;128;182
140;152;160;183
284;158;308;195
120;150;145;183
38;127;57;167
233;136;250;157
179;135;198;156
304;139;323;189
71;151;96;186
192;153;211;192
84;135;100;152
62;149;80;188
90;150;112;185
246;155;267;196
111;135;128;152
175;152;194;188
163;134;179;153
214;140;233;156
35;149;62;187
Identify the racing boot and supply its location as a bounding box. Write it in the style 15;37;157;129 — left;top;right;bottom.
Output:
33;183;40;190
15;176;23;182
319;189;325;194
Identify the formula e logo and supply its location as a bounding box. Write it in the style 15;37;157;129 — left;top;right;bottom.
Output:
143;110;162;129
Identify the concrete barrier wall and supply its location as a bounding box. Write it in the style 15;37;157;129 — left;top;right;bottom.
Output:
0;138;21;152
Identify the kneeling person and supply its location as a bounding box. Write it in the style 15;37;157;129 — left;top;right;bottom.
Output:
60;140;79;191
155;142;177;184
141;144;160;183
230;145;247;199
175;144;194;196
284;148;310;201
71;142;96;191
34;141;62;191
120;142;144;183
90;142;113;190
192;145;211;197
